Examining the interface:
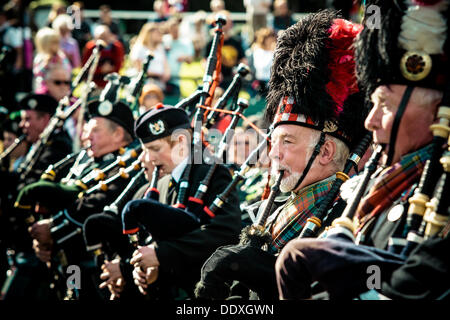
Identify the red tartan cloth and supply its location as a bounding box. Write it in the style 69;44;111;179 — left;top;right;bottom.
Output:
355;144;433;233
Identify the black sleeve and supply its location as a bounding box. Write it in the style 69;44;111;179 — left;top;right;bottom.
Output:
154;164;242;287
20;132;73;187
381;235;450;300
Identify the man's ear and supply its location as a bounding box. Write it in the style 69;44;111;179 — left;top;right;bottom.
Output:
318;139;336;166
113;126;125;144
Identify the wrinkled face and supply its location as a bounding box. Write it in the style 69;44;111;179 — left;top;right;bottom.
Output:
269;124;315;192
19;110;49;143
85;117;118;158
365;85;439;164
139;138;179;181
45;68;71;101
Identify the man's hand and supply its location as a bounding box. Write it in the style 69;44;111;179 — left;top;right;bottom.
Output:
32;239;52;263
145;266;159;285
132;266;148;295
29;219;53;245
130;244;160;270
99;258;125;300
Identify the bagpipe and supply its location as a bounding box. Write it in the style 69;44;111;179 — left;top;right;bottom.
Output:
16;96;85;181
399;87;450;255
127;53;154;115
298;132;373;238
15;40;107;181
85;165;159;267
118;15;265;262
69;143;141;192
0;134;26;170
325;143;386;242
80;158;142;196
73;40;106;152
40;147;92;183
119;15;228;247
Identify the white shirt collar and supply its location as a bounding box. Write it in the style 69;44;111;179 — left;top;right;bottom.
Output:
171;156;189;183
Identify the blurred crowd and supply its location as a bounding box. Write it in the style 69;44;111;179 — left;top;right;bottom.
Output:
0;0;362;111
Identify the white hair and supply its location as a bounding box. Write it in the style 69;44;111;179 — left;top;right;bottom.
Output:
52;14;73;32
93;24;110;39
305;130;349;172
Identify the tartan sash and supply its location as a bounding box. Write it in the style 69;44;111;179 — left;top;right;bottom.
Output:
355;144;433;232
266;176;335;254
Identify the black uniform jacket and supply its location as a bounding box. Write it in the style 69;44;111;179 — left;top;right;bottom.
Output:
153;163;242;291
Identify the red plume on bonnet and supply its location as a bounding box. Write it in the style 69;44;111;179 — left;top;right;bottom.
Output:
326;19;363;116
265;10;367;149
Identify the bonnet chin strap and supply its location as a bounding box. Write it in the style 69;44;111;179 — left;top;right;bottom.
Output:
386;85;414;166
291;131;326;192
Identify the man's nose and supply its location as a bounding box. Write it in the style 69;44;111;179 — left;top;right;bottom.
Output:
269;140;281;161
365;105;381;132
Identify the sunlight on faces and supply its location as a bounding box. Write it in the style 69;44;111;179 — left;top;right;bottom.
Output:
227;128;259;166
20;110;50;143
269;125;319;193
170;129;191;166
367;85;442;164
85;118;122;158
140;139;175;180
45;67;71;101
139;129;191;180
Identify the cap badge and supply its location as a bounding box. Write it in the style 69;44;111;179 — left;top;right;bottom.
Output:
149;120;165;135
28;99;38;109
400;51;432;82
98;101;113;116
323;120;338;133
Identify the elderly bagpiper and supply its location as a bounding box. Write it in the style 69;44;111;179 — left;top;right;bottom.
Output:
275;0;450;300
194;9;368;300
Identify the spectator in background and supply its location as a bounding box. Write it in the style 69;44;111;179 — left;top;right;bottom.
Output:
269;0;295;35
179;10;208;48
33;27;71;95
248;27;276;98
0;7;24;111
163;17;194;99
52;14;81;69
179;36;206;98
70;2;93;55
167;0;189;14
207;0;225;25
210;0;225;12
138;83;165;115
205;10;247;90
82;24;124;89
43;64;71;102
98;4;123;43
243;0;272;44
45;2;66;28
129;22;170;91
151;0;170;23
